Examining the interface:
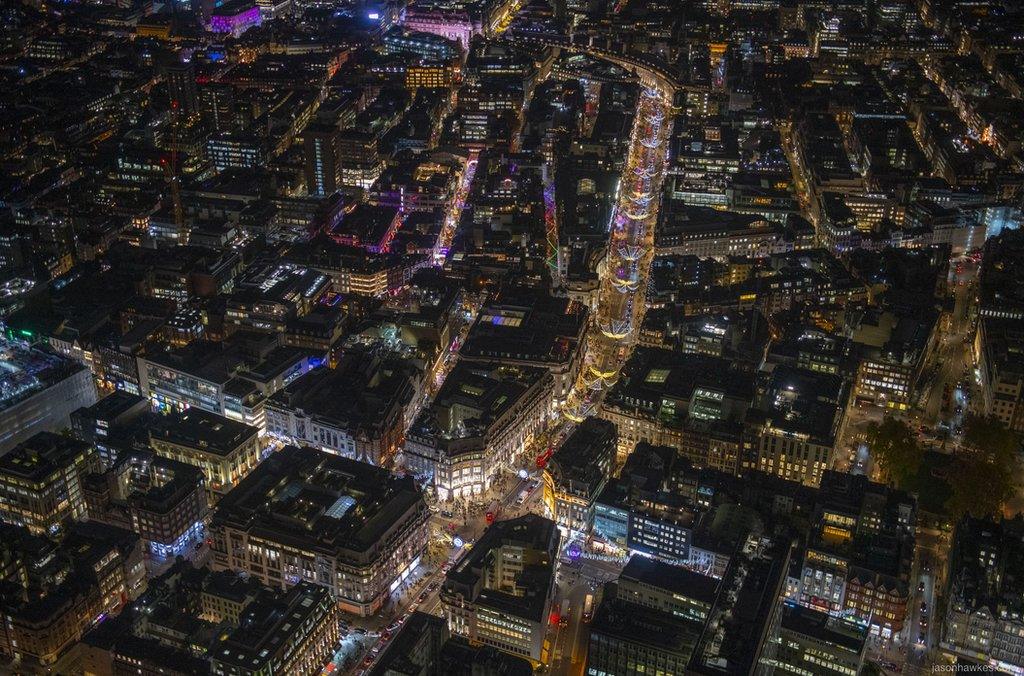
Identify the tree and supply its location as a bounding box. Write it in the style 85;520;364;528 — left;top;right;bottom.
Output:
945;451;1014;519
866;416;924;487
963;414;1020;462
947;415;1021;519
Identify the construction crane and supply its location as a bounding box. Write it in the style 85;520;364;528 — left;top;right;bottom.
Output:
162;99;185;231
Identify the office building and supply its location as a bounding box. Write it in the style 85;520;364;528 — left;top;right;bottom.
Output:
225;261;331;334
206;132;265;173
941;516;1024;672
208;0;262;36
459;288;588;403
304;124;341;197
614;555;720;624
265;350;420;466
850;309;939;412
974;318;1024;433
149;408;261;499
0;337;97;454
405;362;552;501
751;366;850;487
208;582;341;676
794;472;916;639
0;521;146;668
210;445;430;616
382;27;461;62
70;391;149;469
163;61;199;117
371;611;534;676
441;514;559;664
587;592;703;675
543;417;617;537
761;604;869;676
85;450;208;559
599;347;755;463
137;341;245;416
0;432;99;536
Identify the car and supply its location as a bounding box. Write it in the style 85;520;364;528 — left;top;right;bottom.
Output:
353;627;367;635
919;632;927;644
363;656;374;666
418;591;427;602
441;510;454;518
428;582;439;591
921;601;928;613
918;581;925;592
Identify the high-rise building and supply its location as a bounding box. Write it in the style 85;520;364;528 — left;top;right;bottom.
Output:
304;124;341;197
163;62;199;117
199;83;236;132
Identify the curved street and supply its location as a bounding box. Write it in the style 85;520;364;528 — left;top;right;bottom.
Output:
563;83;674;423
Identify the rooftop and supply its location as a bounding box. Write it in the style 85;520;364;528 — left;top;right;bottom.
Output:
0;432;94;483
445;514;559;623
411;362;550;442
619;555;720;605
150;408;258;457
460;287;588;366
211;445;425;557
0;338;89;414
208;582;333;670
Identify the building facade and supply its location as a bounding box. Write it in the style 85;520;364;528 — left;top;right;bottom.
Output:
210;446;430;616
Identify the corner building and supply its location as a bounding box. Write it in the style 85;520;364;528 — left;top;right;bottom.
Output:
209;445;430;616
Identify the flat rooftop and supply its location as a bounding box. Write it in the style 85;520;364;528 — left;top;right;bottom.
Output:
0;432;93;483
619;555;720;605
0;338;87;414
150;408;258;457
460;288;587;366
446;514;559;623
212;445;425;557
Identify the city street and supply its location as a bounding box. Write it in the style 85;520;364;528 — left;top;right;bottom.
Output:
918;258;978;430
548;576;593;676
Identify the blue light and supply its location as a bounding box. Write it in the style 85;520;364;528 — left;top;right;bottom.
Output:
149;520;204;558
